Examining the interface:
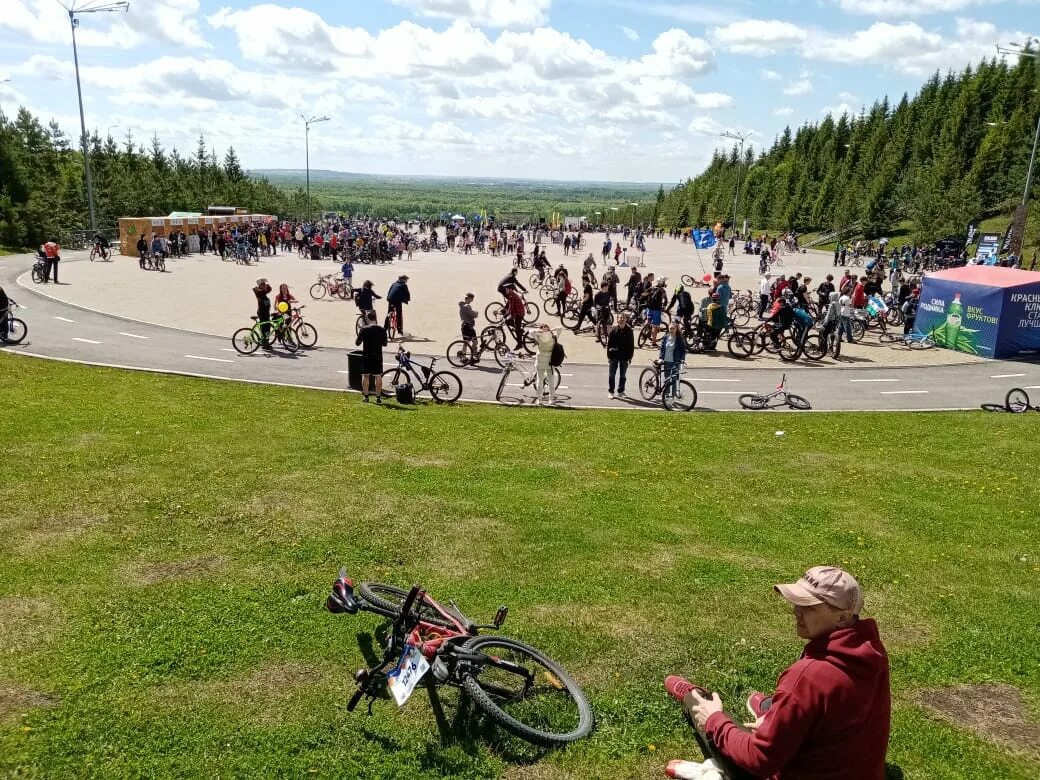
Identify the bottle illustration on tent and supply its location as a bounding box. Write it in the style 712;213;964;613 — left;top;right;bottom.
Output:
929;291;981;354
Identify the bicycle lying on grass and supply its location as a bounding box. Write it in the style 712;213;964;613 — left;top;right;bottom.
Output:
738;373;812;410
326;570;593;747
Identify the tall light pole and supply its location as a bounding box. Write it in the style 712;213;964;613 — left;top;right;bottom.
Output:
721;130;751;236
997;41;1039;255
630;202;639;228
63;1;129;234
301;114;329;219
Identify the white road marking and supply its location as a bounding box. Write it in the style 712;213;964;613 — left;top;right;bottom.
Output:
691;378;740;382
336;370;349;374
72;337;101;344
881;390;928;395
118;332;148;339
850;378;898;383
1024;385;1040;390
54;316;76;323
220;348;237;352
991;373;1026;379
699;391;743;395
184;354;234;363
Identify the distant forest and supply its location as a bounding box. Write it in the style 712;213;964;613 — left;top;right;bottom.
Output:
659;50;1040;248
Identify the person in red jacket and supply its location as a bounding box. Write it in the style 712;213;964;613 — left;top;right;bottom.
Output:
851;277;868;309
664;566;890;780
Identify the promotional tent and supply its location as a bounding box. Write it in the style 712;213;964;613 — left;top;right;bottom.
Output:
915;266;1040;358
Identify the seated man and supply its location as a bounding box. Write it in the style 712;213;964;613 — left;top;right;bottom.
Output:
665;566;890;780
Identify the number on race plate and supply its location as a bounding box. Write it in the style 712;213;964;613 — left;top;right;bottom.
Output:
386;643;430;706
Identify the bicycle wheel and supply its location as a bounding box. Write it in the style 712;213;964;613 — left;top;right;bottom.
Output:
779;337;803;362
2;318;27;345
850;319;865;342
738;393;768;409
662;379;697;411
729;308;750;327
909;335;933;350
336;284;353;301
89;247;97;262
355;315;365;336
429;370;462;403
279;328;300;353
460;635;593;747
560;307;579;328
231;327;261;355
1005;388;1031;413
638;367;660;401
981;403;1008;412
156;257;166;272
681;274;695;287
446;340;474;368
786;394;812;410
356;582;454;627
878;332;902;344
493;344;513;368
496;365;514;403
380;368;407;397
803;334;826;360
31;267;45;284
485;302;505;324
727;332;750;358
294;322;318;348
637;324;653;349
523;301;539;325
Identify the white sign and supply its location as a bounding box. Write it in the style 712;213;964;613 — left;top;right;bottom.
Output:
170;219;183;226
386;643;429;706
150;219;164;227
188;218;199;225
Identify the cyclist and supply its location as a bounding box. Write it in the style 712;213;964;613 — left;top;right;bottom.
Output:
92;231;110;258
703;292;724;345
275;283;297;315
136;235;148;269
497;268;528;298
0;284;9;340
791;302;814;347
625;267;642;306
572;281;594;334
592;282;612;337
901;287;920;336
819;291;841;352
504;286;526;347
458;292;478;363
582;254;597;287
645;278;668;347
668;284;695;331
150;233;165;264
41;239;61;283
602;265;619;310
532;249;550;281
658;321;687;396
354;279;381;321
386;275;411;338
553;267;572;316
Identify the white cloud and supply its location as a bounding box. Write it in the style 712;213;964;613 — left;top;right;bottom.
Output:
773;106;794;117
821;102;857;117
632;28;715;78
834;0;993;16
783;78;813;96
619;25;639;41
387;0;552;27
691;92;734;109
710;19;808;56
761;68;782;80
838;91;858;102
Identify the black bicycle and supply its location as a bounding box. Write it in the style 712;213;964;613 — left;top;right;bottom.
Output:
326;570;593;747
0;301;27;345
381;346;463;403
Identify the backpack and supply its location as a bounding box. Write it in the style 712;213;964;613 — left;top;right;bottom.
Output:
550;337;566;367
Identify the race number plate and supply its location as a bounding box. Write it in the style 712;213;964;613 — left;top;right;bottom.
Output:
387;643;429;706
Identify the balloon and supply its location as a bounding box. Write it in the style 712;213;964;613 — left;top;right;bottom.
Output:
277;301;289;313
703;273;712;282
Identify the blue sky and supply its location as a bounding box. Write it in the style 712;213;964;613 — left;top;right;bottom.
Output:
0;0;1036;182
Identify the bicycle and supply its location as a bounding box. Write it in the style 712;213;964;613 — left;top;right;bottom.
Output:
1005;388;1038;413
140;251;166;272
31;257;46;284
325;570;593;747
0;301;28;345
89;241;111;262
446;324;529;368
495;352;561;405
310;274;353;301
738;374;812;410
486;298;540;327
230;313;299;354
637;361;697;410
380;346;462;403
878;331;933;350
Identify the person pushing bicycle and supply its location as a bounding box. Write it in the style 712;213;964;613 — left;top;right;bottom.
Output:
458;293;479;364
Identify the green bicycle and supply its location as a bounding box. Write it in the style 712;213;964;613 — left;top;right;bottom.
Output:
231;314;299;354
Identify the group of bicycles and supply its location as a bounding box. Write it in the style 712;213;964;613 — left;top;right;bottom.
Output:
230;305;319;354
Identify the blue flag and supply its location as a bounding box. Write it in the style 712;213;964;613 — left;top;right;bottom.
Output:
692;229;717;249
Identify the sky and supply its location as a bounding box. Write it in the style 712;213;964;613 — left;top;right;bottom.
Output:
0;0;1036;183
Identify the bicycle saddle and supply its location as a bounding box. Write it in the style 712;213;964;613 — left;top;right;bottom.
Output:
327;573;359;614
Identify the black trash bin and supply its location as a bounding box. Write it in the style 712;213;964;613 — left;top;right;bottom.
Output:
346;350;364;391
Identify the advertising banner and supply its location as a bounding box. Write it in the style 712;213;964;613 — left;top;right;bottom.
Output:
996;288;1040;356
915;277;1002;357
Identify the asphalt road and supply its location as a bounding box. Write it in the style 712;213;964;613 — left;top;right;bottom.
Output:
3;257;1037;412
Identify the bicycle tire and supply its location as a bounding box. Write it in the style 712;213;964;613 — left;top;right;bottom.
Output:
680;274;695;287
446;340;475;368
2;317;27;345
803;335;826;360
336;284;353;301
850;320;865;342
662;379;697;411
738;393;768;410
878;332;902;344
730;308;750;327
485;302;505;324
355;315;366;336
294;322;318;348
637;325;652;350
380;368;407;397
460;635;593;747
523;301;539;325
493;344;512;368
908;335;933;350
1005;388;1031;413
309;283;327;300
779;337;803;362
279;328;300;353
429;370;462;403
787;394;812;410
89;247;97;262
31;267;45;284
638;367;659;401
981;403;1008;412
496;365;513;403
231;327;261;355
156;257;166;272
528;273;542;288
356;582;454;627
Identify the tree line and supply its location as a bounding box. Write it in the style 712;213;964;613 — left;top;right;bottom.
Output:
0;108;304;248
658;51;1040;246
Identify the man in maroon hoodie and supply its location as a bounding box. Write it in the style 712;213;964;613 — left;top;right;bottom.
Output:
664;566;890;780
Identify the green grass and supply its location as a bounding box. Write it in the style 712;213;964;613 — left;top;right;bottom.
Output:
1;353;1039;779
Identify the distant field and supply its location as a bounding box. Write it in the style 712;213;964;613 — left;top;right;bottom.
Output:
250;169;661;222
2;354;1039;779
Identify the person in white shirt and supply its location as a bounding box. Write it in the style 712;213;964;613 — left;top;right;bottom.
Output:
839;294;854;343
758;273;772;319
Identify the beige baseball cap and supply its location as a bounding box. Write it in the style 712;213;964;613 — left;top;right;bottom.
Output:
775;566;864;614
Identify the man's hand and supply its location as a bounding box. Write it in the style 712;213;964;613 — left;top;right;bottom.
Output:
683;689;723;731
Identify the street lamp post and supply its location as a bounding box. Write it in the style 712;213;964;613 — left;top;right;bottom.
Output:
996;42;1040;255
64;1;129;234
721;130;751;237
630;202;639;228
301;114;329;219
